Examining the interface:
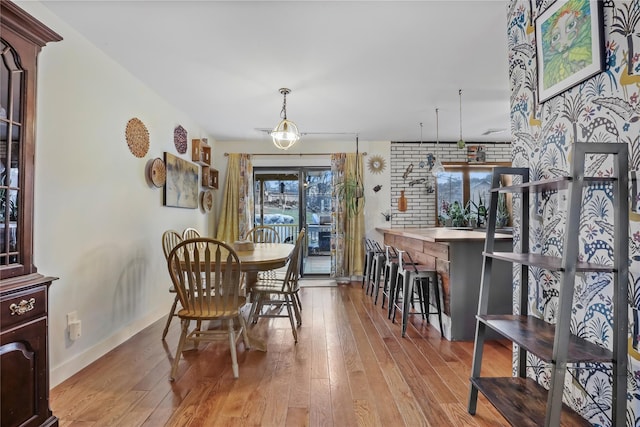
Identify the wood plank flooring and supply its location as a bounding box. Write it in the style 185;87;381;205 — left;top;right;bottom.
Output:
51;282;511;426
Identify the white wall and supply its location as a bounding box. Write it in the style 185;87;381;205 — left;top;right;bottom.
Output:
17;1;214;386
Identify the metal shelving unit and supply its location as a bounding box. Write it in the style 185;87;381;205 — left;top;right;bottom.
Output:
467;143;628;427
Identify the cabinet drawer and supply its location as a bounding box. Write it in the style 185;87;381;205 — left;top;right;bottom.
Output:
0;286;47;330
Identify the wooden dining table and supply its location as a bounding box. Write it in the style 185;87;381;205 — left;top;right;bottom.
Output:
234;242;295;281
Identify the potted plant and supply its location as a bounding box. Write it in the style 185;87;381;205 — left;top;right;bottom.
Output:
335;176;364;218
496;193;510;228
447;201;466;227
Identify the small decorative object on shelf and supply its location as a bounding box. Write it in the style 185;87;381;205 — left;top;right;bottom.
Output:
125;117;150;158
173;125;187;154
210;169;219;189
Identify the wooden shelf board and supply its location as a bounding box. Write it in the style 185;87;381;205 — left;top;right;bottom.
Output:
477;315;613;363
471;377;591;426
484;251;615;272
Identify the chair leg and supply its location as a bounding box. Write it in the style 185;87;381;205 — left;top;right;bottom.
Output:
362;252;370;288
294;290;302;313
391;275;403;323
162;295;179;340
238;314;251;349
386;263;398;317
170;319;189;381
373;255;385;305
251;293;265;324
285;294;298;343
381;264;389;308
290;291;302;326
228;319;239;378
401;273;413;337
416;278;428;320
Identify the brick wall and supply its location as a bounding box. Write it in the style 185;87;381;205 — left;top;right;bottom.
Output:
390;142;511;228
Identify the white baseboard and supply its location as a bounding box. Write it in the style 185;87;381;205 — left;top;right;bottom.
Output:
50;307;166;388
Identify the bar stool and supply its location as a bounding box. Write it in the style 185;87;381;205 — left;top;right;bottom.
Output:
391;249;443;337
361;238;372;289
380;245;399;313
365;239;385;297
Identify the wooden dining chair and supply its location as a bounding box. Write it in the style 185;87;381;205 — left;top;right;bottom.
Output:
249;228;305;343
166;237;250;380
244;225;281;243
161;230;183;340
245;225;283;280
182;227;201;240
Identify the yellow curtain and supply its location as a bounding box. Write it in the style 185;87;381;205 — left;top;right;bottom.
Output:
216;153;253;243
331;152;365;278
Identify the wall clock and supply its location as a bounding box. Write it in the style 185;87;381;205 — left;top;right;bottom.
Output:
367;155;386;174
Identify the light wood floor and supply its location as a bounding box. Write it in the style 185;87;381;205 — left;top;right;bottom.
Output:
51;282;512;426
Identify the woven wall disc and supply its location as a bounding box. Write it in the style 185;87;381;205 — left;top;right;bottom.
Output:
174;125;188;154
201;190;214;213
149;157;166;187
125;118;150;158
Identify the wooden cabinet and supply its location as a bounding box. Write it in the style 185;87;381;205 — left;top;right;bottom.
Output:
0;1;61;426
1;275;57;427
468;143;628;426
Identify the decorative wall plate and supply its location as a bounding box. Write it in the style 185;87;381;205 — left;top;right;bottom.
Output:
125;117;150;158
149;157;166;187
367;155;386;174
200;190;214;213
174;125;187;154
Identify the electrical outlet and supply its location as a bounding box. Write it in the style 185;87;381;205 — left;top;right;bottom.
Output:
69;320;81;340
67;311;77;325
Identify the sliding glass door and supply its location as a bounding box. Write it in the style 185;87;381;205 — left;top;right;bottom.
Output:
254;167;332;276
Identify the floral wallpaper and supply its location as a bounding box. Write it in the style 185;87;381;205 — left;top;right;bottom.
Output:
507;0;640;425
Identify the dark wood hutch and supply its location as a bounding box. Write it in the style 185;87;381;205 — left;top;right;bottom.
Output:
1;1;61;426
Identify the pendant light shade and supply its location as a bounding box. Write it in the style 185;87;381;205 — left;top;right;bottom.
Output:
271;88;300;150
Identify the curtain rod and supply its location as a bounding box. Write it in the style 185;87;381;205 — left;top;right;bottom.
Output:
224;152;367;156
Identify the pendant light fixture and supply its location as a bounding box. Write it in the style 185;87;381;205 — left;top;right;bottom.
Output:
271;88;300;150
457;89;465;149
431;108;445;176
419;122;426;168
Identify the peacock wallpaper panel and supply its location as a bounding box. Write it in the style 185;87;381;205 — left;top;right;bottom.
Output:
507;0;640;425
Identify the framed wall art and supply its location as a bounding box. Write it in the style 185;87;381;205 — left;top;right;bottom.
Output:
535;0;604;103
163;152;199;209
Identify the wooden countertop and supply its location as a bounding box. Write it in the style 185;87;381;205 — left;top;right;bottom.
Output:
376;227;512;243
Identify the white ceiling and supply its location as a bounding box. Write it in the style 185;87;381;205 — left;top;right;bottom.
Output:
40;0;513;144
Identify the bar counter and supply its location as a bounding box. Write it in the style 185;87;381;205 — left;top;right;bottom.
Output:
377;227;513;341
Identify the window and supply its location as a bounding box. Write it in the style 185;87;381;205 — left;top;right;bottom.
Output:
435;162;510;227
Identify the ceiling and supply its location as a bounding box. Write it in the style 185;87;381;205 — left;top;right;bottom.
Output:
40;0;513;144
